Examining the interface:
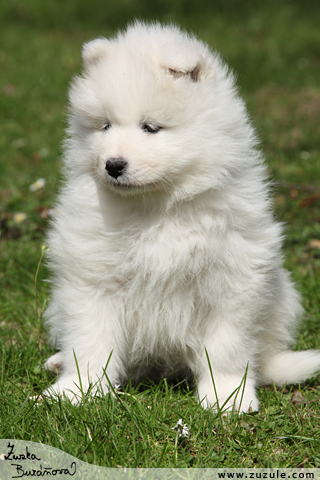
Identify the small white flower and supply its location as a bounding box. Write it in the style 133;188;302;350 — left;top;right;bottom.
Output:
29;178;46;191
39;148;49;158
12;138;28;149
0;453;6;460
172;418;189;438
300;151;310;160
13;212;26;223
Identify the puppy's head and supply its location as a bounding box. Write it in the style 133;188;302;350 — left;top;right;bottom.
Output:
67;22;253;201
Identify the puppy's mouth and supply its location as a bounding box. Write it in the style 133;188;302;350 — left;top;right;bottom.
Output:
106;174;141;189
112;180;134;188
108;178;159;192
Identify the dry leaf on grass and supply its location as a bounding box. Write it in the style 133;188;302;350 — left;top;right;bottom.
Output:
308;239;320;249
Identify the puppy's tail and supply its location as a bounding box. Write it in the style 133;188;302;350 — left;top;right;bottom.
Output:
259;350;320;387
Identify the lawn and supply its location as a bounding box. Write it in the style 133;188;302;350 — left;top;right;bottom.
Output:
1;0;320;468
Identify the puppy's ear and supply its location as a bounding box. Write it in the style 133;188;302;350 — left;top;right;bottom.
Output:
166;62;203;82
82;38;109;69
160;48;207;82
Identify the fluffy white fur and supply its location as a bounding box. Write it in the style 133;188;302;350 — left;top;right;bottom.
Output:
43;22;320;411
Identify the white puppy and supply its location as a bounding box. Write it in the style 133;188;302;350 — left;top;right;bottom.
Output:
43;22;320;411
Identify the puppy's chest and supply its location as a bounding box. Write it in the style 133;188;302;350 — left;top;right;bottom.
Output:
103;220;211;291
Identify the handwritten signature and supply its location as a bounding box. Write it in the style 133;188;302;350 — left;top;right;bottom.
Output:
3;442;77;478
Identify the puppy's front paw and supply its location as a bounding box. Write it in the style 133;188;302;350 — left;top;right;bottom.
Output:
41;375;86;404
197;374;259;413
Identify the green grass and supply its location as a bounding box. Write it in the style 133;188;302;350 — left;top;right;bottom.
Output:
1;0;320;469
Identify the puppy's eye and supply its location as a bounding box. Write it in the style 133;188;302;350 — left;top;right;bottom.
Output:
101;124;111;131
142;123;162;134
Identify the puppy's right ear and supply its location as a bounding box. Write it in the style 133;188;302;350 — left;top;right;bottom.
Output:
82;38;109;69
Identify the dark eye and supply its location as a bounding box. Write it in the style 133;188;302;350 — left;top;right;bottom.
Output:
102;124;111;131
142;123;162;134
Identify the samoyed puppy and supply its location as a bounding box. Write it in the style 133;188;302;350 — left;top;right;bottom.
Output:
43;21;320;411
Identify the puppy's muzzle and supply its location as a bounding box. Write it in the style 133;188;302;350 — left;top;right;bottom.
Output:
105;158;127;179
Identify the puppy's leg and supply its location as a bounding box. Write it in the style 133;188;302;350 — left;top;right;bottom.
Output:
43;286;124;401
197;368;258;413
195;321;259;413
43;340;122;402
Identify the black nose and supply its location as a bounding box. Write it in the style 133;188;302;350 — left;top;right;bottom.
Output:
105;158;127;179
